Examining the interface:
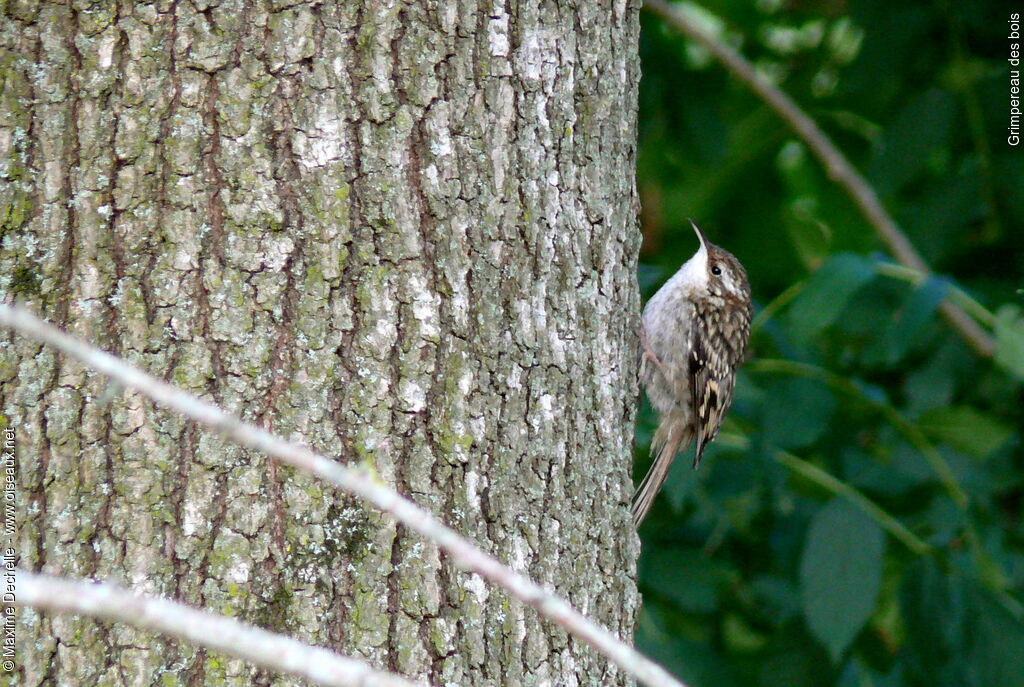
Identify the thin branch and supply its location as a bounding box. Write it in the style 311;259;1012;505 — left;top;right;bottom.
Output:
750;279;805;335
746;358;1019;590
746;358;969;510
644;0;996;358
715;433;930;556
752;260;997;338
873;262;996;327
770;450;931;556
0;304;686;687
13;570;416;687
719;433;1024;621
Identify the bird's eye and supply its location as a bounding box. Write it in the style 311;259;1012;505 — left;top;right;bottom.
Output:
711;265;722;276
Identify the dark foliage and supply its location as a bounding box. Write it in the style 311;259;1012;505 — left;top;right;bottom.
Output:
635;1;1024;685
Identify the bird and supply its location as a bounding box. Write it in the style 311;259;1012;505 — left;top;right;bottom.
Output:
633;220;752;526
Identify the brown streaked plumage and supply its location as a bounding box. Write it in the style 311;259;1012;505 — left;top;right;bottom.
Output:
633;221;752;526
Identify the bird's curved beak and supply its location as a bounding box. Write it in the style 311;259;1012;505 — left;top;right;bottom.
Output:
688;219;708;251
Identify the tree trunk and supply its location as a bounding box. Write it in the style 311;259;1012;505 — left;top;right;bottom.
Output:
0;1;641;685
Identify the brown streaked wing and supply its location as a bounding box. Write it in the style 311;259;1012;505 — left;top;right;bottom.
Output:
689;313;740;468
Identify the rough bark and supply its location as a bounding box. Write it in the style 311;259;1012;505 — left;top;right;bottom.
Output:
0;1;641;685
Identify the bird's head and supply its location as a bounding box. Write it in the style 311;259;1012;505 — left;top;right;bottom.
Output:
675;220;751;303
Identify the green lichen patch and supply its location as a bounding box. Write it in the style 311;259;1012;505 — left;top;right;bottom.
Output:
8;263;41;297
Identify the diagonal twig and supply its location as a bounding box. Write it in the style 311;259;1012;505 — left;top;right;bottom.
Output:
644;0;995;358
0;304;686;687
13;570;416;687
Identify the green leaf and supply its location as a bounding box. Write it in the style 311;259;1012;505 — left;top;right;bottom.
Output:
763;377;837;449
787;253;876;344
900;559;963;676
784;198;832;268
994;304;1024;381
903;341;959;416
966;585;1024;687
918;405;1013;459
800;498;884;661
863;276;946;366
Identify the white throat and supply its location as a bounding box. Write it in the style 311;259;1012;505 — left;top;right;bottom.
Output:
644;223;712;321
667;241;709;293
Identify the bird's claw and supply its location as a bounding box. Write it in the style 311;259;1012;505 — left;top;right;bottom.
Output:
639;323;669;378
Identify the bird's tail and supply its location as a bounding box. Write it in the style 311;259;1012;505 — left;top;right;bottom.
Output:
632;421;690;526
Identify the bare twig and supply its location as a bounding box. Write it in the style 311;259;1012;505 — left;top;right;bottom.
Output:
644;0;996;358
0;304;686;687
13;570;416;687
